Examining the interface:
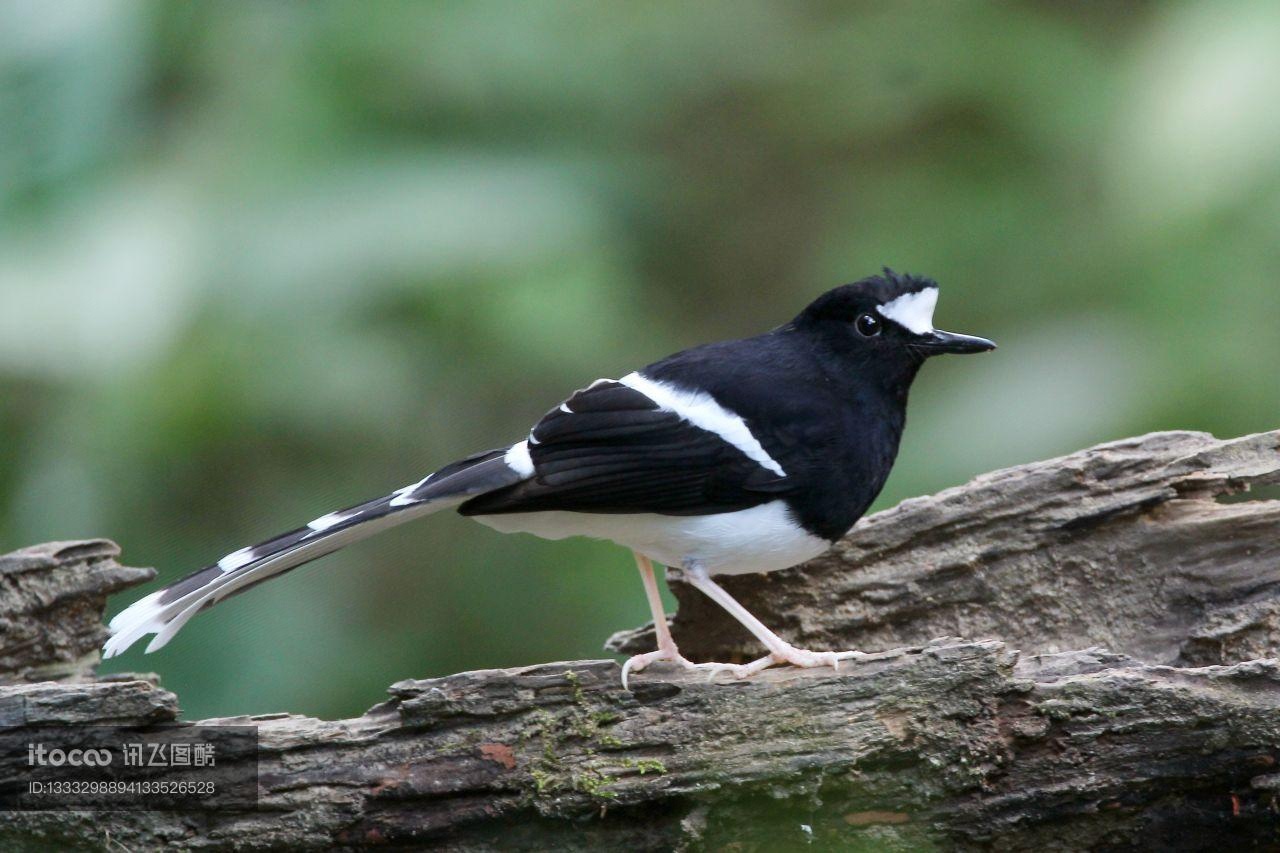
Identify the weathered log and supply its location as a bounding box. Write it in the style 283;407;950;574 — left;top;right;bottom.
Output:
5;645;1280;850
1;429;1278;850
609;429;1280;667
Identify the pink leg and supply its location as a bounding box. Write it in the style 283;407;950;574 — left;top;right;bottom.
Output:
638;551;678;656
681;562;884;672
620;553;771;689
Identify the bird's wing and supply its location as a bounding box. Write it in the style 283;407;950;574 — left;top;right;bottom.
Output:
459;377;790;517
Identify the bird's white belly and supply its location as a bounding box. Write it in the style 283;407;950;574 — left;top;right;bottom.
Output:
470;500;830;575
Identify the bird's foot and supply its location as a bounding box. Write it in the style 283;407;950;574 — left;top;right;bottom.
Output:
622;648;762;689
765;644;878;672
622;644;888;689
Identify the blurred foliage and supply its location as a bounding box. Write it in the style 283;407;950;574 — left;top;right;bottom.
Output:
1;1;1277;721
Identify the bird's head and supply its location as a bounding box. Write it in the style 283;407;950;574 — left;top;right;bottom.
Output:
793;269;995;389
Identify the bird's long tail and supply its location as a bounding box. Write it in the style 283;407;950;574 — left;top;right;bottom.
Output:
102;447;525;658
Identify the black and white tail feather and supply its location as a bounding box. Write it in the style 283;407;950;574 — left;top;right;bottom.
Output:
102;448;527;658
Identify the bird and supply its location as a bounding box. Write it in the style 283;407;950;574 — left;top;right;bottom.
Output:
102;269;995;688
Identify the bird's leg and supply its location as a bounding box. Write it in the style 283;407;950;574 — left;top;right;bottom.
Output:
621;553;769;689
682;562;878;674
638;552;679;656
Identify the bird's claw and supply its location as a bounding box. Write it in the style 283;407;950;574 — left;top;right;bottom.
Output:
621;649;759;689
767;646;872;671
620;650;666;691
622;645;878;689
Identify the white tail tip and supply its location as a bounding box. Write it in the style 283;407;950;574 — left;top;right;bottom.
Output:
101;591;167;659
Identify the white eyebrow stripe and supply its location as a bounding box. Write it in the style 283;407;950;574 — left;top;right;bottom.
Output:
618;372;787;477
879;287;938;334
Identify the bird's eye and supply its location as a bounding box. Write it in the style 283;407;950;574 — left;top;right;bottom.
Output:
855;313;881;337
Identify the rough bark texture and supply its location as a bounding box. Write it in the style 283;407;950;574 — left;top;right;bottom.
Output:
0;539;154;684
2;429;1279;850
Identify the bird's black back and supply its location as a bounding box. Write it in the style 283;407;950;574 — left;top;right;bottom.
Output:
463;323;914;542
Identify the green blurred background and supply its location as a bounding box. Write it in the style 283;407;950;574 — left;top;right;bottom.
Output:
2;2;1277;721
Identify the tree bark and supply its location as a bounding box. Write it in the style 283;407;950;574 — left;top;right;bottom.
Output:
2;429;1279;850
0;540;154;684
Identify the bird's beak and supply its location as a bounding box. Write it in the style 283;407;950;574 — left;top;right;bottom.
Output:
914;329;997;355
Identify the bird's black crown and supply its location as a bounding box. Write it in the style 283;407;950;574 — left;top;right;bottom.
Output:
796;268;937;325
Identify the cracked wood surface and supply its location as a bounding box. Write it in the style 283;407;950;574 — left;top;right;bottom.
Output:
2;429;1279;850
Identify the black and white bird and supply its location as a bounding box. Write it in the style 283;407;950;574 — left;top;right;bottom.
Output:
103;270;994;686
